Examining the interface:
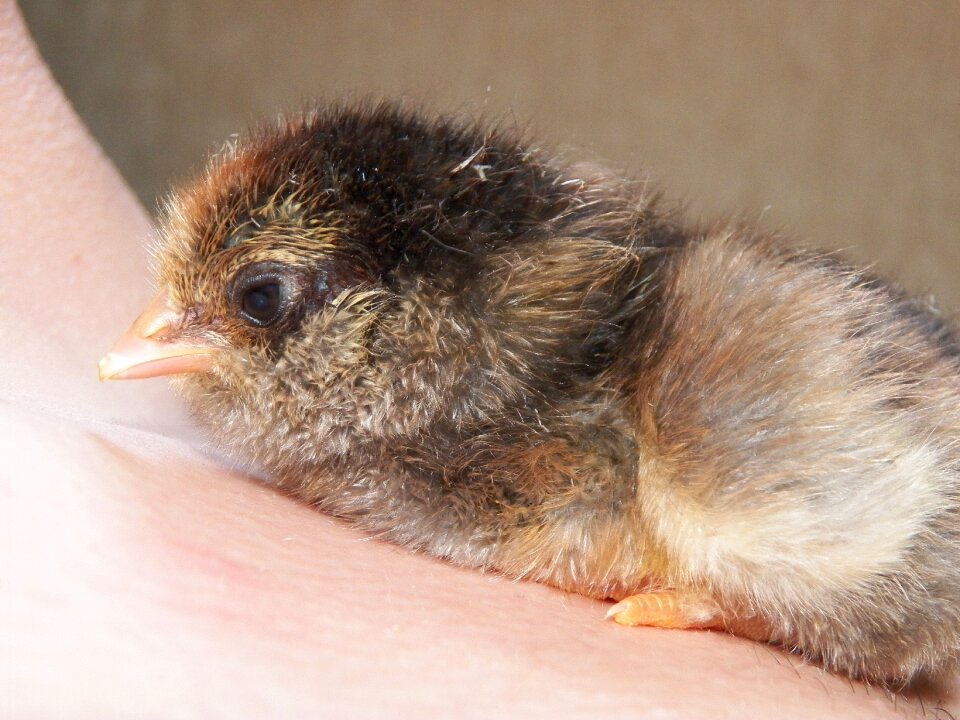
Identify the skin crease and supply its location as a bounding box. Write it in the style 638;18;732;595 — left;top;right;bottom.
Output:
2;3;958;718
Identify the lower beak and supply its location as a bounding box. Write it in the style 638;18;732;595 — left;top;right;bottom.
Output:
98;292;219;381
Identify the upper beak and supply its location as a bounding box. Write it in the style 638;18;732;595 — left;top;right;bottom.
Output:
98;292;218;381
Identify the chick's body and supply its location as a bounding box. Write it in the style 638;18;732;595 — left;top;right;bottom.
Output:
141;104;960;684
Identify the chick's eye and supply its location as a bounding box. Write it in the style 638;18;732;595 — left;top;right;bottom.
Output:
240;282;283;326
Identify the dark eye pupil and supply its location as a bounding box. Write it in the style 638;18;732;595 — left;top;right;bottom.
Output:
241;282;281;325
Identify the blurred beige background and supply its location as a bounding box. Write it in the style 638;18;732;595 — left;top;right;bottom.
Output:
19;1;960;308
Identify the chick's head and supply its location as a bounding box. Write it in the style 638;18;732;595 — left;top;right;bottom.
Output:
100;104;614;470
105;125;420;460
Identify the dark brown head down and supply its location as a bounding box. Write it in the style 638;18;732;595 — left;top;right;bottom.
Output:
147;102;960;685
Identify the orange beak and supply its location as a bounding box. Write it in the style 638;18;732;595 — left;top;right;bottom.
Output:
98;292;218;381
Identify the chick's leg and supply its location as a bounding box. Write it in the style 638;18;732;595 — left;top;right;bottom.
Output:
606;592;774;644
606;591;720;630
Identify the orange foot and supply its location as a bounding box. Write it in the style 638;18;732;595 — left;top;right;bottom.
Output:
605;591;721;630
605;591;773;642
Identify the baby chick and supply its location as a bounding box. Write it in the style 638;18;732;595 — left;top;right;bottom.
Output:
100;102;960;685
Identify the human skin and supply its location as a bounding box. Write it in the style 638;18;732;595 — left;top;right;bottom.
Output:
2;2;957;717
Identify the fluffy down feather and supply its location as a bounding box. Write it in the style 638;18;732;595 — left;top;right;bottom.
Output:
142;102;960;685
